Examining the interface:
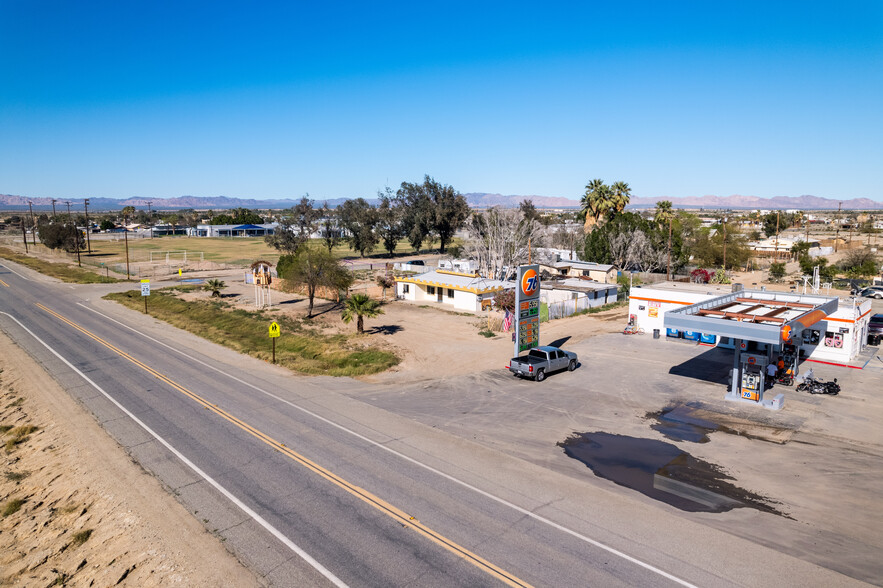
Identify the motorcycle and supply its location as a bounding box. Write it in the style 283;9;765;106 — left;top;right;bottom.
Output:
796;375;840;395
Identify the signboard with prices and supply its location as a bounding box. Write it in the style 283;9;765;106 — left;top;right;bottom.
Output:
514;264;540;355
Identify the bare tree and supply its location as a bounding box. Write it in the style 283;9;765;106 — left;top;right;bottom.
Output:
608;229;665;273
464;207;544;279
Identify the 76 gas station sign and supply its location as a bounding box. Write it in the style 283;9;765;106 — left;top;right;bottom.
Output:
515;265;540;354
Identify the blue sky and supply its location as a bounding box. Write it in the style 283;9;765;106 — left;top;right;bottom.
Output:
2;1;881;202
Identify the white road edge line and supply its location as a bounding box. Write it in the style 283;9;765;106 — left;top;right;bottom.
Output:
79;302;698;588
0;311;348;588
0;262;31;281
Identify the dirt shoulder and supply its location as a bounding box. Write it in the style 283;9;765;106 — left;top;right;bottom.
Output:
0;333;258;588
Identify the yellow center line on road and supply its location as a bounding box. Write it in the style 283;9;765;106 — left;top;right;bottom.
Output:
0;279;9;287
36;302;532;588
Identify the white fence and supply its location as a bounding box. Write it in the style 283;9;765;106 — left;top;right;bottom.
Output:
547;296;594;320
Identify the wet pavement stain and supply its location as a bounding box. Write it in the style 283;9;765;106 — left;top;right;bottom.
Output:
646;403;794;444
646;405;719;443
558;432;785;515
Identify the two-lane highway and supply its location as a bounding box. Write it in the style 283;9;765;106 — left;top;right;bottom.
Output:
0;261;707;587
0;259;858;587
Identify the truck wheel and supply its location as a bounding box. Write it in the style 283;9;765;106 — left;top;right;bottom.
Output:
535;369;546;382
568;360;577;372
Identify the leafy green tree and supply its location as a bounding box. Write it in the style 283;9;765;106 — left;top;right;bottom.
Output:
654;201;675;278
205;279;226;297
396;175;469;253
580;179;631;232
609;181;632;215
210;214;235;225
580;179;611;232
99;219;116;231
341;293;383;334
376;189;403;257
769;262;786;281
265;196;320;254
337;198;379;257
519;199;540;224
278;247;353;317
37;223;84;252
840;248;879;278
690;224;750;270
584;212;667;272
318;203;343;253
376;274;396;299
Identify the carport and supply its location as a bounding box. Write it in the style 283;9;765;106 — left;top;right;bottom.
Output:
664;289;838;409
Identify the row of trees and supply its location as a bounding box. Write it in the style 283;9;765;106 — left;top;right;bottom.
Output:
266;176;470;258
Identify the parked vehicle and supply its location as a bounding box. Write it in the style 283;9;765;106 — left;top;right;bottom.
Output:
796;373;840;395
858;286;883;299
508;346;578;382
868;313;883;346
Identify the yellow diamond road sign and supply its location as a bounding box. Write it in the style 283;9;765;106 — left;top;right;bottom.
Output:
269;322;281;338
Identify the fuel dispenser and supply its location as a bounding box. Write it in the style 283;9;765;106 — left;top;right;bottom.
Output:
739;354;768;402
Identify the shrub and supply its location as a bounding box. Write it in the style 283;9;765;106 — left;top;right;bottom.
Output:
769;262;786;281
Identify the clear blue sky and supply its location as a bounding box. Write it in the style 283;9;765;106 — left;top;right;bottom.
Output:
2;1;881;202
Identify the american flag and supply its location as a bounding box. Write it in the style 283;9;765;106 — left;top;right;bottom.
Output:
502;310;513;332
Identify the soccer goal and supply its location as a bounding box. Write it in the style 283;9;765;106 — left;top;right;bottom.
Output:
148;250;204;263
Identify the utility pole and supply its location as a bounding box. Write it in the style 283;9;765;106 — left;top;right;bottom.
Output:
65;201;81;266
666;217;672;281
774;210;780;261
51;199;57;221
20;220;28;253
146;201;154;238
83;198;92;254
834;202;841;252
722;215;728;270
27;201;36;245
123;210;131;279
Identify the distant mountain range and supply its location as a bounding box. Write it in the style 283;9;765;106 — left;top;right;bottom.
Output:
464;192;883;211
1;192;881;211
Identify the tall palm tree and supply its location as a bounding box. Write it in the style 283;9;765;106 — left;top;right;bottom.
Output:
580;179;611;233
654;201;675;280
610;181;632;215
341;293;384;334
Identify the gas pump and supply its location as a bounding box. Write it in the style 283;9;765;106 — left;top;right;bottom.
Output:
739;354;768;402
782;344;799;380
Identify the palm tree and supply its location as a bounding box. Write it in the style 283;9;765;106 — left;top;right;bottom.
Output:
610;181;632;215
654;201;675;279
341;293;384;334
205;279;226;297
580;179;611;233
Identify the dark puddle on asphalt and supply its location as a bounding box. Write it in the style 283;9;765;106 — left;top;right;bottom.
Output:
558;432;784;515
646;405;720;443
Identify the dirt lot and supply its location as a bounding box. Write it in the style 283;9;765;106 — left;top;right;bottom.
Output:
177;274;630;383
0;334;258;588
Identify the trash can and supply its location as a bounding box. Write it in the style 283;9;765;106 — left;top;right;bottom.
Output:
653;329;660;339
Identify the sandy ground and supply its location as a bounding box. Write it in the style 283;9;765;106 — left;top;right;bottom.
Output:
179;276;631;383
0;334;258;588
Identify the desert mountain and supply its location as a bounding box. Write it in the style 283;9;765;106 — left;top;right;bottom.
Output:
1;192;880;211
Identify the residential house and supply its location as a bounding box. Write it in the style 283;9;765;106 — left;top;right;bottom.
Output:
395;269;510;312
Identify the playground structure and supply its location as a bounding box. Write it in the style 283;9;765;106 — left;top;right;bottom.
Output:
249;260;274;308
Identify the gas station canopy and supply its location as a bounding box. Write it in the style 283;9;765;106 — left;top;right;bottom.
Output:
664;289;839;345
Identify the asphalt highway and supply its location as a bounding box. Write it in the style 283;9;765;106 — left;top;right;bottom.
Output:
0;260;861;587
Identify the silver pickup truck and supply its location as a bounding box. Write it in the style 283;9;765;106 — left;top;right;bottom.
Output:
508;346;578;382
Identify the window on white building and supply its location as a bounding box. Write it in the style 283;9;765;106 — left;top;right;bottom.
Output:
447;288;454;298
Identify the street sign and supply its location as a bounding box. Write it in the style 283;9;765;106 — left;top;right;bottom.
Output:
140;279;150;296
514;265;540;355
269;322;281;338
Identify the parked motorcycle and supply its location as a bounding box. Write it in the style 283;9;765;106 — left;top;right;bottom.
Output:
796;375;840;395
